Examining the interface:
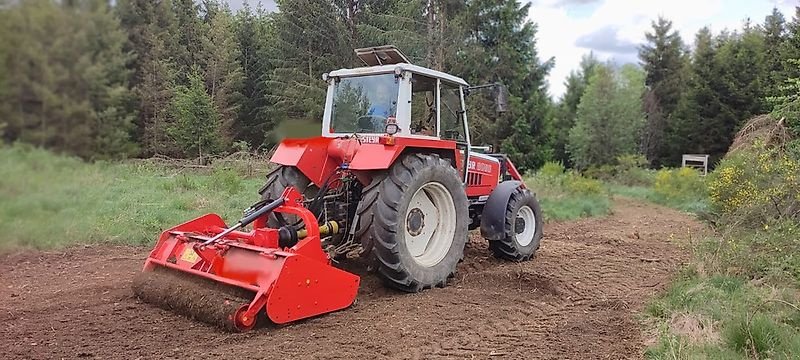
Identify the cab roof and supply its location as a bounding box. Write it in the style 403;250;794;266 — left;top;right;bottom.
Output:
327;63;469;87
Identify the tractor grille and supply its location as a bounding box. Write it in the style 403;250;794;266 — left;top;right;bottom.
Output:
467;172;483;186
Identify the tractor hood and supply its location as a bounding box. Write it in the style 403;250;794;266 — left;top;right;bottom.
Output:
270;136;457;187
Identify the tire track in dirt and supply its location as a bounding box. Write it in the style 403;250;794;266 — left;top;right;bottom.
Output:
0;198;705;359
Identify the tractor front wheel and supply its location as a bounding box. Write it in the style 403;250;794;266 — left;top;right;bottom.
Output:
356;153;469;292
489;188;543;261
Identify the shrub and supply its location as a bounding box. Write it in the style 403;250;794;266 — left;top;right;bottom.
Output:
582;154;656;186
564;171;606;195
615;154;656;186
584;164;616;182
537;161;566;183
652;167;706;202
708;141;800;228
527;162;611;221
709;223;800;284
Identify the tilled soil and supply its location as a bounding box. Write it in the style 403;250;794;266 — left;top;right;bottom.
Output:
0;198;705;359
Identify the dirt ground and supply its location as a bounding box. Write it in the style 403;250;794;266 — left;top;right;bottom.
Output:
0;198;705;359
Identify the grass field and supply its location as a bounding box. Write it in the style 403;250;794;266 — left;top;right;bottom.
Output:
644;267;800;359
525;162;612;222
0;145;264;250
0;145;612;251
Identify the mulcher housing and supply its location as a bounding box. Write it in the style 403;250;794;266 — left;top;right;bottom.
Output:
133;187;359;331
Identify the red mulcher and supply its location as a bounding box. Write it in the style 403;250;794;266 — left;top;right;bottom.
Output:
133;187;359;331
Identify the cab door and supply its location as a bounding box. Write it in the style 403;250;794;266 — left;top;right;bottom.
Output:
439;81;470;182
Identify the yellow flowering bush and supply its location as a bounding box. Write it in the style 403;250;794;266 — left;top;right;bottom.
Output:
708;141;800;227
537;161;566;183
651;167;707;207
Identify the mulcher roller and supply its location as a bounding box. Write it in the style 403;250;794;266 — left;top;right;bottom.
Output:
132;267;254;331
132;187;360;331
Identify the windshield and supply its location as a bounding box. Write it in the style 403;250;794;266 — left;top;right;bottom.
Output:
330;74;399;133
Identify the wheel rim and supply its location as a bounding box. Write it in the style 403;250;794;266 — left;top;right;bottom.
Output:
403;182;456;267
515;205;536;247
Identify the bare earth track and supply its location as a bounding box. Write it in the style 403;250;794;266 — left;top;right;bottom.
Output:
0;198;704;359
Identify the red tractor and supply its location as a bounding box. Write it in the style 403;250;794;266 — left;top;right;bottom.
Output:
263;46;544;290
133;46;543;330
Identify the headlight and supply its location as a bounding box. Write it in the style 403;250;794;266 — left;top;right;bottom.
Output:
385;116;399;135
385;123;399;135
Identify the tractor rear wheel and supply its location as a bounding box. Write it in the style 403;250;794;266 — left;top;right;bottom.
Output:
356;153;469;292
489;188;543;261
258;165;317;226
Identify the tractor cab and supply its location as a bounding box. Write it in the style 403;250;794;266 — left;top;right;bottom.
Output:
321;46;470;145
320;46;519;198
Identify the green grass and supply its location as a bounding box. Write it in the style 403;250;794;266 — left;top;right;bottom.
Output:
608;184;709;214
644;257;800;359
0;145;614;251
535;191;610;221
0;144;264;250
526;163;612;221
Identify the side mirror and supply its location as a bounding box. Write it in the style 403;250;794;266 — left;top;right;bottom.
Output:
495;84;509;113
465;82;510;113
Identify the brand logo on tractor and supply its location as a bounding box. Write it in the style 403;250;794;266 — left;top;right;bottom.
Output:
468;160;493;174
360;135;380;144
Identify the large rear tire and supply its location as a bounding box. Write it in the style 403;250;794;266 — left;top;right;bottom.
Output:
356;153;469;292
488;188;543;261
258;165;317;226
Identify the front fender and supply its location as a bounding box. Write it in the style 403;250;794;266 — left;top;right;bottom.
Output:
480;180;523;241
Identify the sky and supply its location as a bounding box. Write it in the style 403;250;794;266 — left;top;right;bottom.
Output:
225;0;798;99
226;0;277;12
529;0;798;99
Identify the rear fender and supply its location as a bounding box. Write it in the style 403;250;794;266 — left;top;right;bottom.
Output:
348;137;458;170
270;137;339;187
480;180;523;241
272;136;459;186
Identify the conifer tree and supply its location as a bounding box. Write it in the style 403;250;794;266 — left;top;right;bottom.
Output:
0;0;137;159
457;0;554;171
266;0;353;123
172;0;205;83
117;0;179;156
638;17;687;166
672;27;726;162
763;8;787;100
233;3;274;147
202;3;243;143
169;67;225;157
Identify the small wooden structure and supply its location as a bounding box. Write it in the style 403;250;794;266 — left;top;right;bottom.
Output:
681;154;709;176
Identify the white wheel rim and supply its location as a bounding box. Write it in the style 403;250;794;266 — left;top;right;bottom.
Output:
515;205;536;247
403;182;456;267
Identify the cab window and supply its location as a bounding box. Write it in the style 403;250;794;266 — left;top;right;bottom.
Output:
440;82;466;141
410;74;438;136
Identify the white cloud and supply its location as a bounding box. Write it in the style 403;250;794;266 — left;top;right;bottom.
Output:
529;0;798;100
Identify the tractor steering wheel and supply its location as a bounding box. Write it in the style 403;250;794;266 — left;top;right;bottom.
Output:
356;114;387;133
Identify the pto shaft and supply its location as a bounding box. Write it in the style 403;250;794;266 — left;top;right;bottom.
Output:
200;197;286;247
